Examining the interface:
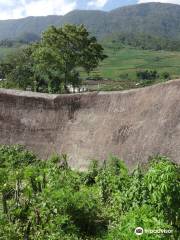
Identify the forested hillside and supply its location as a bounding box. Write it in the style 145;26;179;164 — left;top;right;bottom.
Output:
103;32;180;51
0;3;180;41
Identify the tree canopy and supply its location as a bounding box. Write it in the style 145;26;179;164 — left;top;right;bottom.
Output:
1;24;107;93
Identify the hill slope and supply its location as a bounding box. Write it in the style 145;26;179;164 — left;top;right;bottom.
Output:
0;3;180;41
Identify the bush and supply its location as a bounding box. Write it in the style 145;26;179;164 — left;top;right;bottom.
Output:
0;146;179;239
144;156;180;228
137;70;159;81
0;145;37;168
162;72;171;80
106;205;172;240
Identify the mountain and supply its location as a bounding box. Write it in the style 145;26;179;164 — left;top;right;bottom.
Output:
0;3;180;41
0;15;63;41
107;3;180;40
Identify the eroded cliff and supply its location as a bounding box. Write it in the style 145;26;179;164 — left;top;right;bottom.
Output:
1;80;180;169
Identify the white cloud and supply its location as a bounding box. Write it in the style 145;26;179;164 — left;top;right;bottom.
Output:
88;0;108;8
24;0;77;17
138;0;180;4
0;0;77;20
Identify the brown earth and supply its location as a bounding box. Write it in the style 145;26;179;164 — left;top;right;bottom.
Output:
0;79;180;170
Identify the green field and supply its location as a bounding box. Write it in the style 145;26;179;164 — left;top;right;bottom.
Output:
84;45;180;90
100;47;180;79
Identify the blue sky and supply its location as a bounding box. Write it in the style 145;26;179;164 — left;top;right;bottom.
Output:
0;0;179;20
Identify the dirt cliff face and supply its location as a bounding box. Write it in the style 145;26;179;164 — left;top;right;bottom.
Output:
0;80;180;170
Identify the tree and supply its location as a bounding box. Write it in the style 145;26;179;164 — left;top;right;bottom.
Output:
0;62;12;80
4;24;107;93
0;47;36;91
136;70;159;81
0;39;14;47
162;72;170;80
32;24;107;92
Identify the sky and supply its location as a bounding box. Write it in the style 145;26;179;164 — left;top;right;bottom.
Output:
0;0;180;20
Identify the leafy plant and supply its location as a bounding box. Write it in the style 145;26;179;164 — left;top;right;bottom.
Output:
0;146;179;239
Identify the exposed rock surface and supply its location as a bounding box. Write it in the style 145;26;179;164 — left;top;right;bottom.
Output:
0;80;180;170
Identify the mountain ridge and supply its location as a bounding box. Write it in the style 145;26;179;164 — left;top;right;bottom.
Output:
0;3;180;41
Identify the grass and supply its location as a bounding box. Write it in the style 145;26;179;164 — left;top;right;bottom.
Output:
99;45;180;79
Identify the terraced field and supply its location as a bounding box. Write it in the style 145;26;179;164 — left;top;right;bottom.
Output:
99;47;180;80
81;45;180;90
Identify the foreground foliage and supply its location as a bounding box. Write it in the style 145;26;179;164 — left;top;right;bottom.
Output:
0;146;179;239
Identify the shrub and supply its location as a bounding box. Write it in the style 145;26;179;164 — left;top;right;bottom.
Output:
0;145;37;168
106;205;173;240
137;70;159;81
162;72;171;80
144;156;180;229
0;146;179;239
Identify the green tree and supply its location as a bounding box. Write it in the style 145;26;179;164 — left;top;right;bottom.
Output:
32;24;107;92
1;48;35;90
4;24;106;93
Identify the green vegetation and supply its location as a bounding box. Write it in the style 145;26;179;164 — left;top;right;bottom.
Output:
0;145;179;239
2;42;180;92
104;32;180;51
1;9;180;93
137;70;159;80
0;47;18;60
0;37;36;48
0;24;106;93
96;46;180;80
83;45;180;91
1;39;180;92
